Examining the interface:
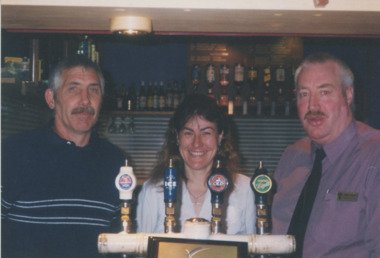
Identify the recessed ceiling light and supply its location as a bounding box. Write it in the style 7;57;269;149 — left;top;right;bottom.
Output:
110;16;152;35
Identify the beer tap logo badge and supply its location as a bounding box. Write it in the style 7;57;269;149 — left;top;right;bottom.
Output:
164;176;177;189
118;174;133;190
252;175;272;194
209;174;229;193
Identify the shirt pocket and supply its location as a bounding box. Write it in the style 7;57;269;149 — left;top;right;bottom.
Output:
311;191;362;245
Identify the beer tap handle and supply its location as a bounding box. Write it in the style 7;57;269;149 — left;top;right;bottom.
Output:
115;160;137;201
250;161;273;234
164;158;177;233
115;160;137;233
251;161;273;258
207;160;229;234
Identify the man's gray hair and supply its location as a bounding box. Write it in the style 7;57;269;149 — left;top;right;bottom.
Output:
48;55;105;96
294;52;354;91
294;52;355;110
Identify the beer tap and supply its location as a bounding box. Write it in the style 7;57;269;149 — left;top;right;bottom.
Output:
98;161;296;257
115;160;137;234
251;161;273;257
164;158;178;233
207;160;229;234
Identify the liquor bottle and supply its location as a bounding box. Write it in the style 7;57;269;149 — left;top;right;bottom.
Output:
139;81;147;111
247;87;257;116
146;81;154;111
135;82;140;111
191;64;201;93
77;35;89;56
275;66;286;116
289;65;298;116
153;81;159;111
233;86;243;115
220;64;230;87
219;85;229;114
256;86;264;116
126;82;136;111
205;64;216;99
247;66;258;116
173;80;180;109
159;81;166;111
116;84;126;110
234;63;244;87
180;80;186;103
263;66;272;116
283;71;293;117
248;66;258;88
242;98;248;115
207;85;215;99
233;63;244;115
219;64;230;114
166;80;173;111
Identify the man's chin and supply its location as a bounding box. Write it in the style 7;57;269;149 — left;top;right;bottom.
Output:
307;131;329;145
74;122;95;133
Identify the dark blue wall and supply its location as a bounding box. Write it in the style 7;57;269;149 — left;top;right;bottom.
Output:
367;45;380;130
102;42;188;89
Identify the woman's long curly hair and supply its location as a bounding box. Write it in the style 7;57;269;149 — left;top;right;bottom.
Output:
149;93;240;192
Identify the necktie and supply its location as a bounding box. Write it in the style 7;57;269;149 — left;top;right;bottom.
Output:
287;148;326;258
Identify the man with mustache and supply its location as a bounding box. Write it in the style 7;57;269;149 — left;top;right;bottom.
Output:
2;55;125;257
271;53;380;257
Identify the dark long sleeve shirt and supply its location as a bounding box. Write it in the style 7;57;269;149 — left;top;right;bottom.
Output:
2;122;125;258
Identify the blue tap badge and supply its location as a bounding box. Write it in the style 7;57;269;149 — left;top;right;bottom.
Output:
164;166;177;202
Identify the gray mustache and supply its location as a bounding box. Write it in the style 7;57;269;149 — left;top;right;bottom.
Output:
72;106;95;115
304;111;327;120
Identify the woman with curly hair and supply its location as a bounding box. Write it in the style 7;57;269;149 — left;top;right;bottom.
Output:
136;93;255;234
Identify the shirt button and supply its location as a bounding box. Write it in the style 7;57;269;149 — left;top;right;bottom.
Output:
67;141;72;145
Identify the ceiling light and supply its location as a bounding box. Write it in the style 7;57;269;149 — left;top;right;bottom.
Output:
110;16;152;35
269;23;284;28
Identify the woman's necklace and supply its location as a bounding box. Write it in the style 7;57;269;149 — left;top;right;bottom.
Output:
188;188;208;205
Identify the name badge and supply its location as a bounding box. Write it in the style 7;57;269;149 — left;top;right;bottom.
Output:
337;192;358;202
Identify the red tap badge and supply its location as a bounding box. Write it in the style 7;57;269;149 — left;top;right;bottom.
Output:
118;174;133;190
209;174;229;193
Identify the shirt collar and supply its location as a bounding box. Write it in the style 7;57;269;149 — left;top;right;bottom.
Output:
45;120;99;149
